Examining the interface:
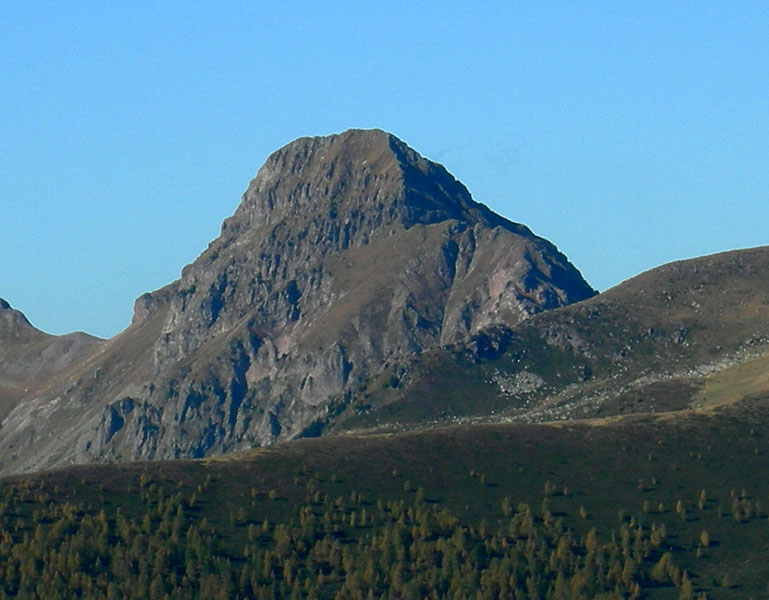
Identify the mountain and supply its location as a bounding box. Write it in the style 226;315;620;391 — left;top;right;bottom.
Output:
0;299;103;422
4;131;769;597
342;245;769;432
0;129;595;475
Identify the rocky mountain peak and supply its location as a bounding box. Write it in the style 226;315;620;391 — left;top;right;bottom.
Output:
0;298;37;341
220;129;526;242
0;130;597;475
151;130;592;369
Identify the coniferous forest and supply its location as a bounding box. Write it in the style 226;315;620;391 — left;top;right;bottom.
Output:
2;414;769;599
0;475;693;599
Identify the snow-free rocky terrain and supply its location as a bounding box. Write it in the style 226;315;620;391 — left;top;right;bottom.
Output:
0;129;596;475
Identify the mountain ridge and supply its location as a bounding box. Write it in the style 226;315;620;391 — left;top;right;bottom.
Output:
0;129;595;475
0;298;104;423
338;244;769;434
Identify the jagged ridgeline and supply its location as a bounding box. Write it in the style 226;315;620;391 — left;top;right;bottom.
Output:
0;129;595;474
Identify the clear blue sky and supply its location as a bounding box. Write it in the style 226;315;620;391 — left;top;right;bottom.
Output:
2;2;768;338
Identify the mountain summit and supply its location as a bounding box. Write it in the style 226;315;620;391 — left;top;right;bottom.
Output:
227;129;525;235
0;130;595;474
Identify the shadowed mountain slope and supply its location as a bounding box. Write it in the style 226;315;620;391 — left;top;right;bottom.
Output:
0;129;594;475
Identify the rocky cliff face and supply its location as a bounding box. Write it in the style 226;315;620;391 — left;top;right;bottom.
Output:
0;129;595;474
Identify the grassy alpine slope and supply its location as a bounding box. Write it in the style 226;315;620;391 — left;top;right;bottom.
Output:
336;246;769;432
